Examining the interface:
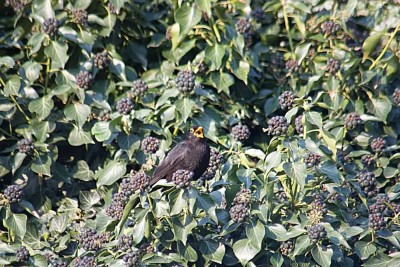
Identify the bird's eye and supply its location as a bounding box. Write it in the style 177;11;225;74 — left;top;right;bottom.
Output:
190;128;194;133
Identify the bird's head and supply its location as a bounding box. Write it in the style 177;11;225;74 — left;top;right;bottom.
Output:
188;126;204;139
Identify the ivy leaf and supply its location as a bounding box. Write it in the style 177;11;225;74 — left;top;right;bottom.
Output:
204;44;225;71
4;76;21;96
232;238;260;264
28;96;54;121
44;41;69;70
5;212;27;239
176;98;196;123
31;154;52;176
311;244;333;267
283;161;307;190
68;126;94;146
246;220;265;250
199;240;225;264
96;160;126;187
209;72;234;95
305;111;322;129
367;96;392;123
79;191;101;210
362;31;386;61
49;214;68;233
64;102;91;127
172;215;197;245
174;4;202;38
355;241;377;260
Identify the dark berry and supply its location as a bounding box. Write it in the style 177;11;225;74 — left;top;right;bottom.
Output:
285;59;298;72
123;252;140;267
265;116;288;136
279;240;294;255
176;70;196;93
232;124;251;141
73;256;96;267
321;21;340;35
361;154;375;166
295;115;304;134
305;153;321;168
357;172;377;198
233;187;252;206
15;246;30;262
49;259;68;267
310;195;328;216
4;185;24;204
116;98;134;115
229;203;249;223
278;91;296;110
344;112;362;130
120;172;150;196
5;0;28;12
141;137;160;154
326;58;340;75
76;70;93;89
18;138;34;154
42;18;59;37
130;79;148;97
106;192;127;220
71;9;88;25
393;89;400;106
370;137;386;153
93;51;109;69
139;243;155;255
80;228;109;251
272;53;285;70
308;224;327;243
201;149;225;180
235;19;252;34
117;235;133;252
251;7;266;23
171;169;194;188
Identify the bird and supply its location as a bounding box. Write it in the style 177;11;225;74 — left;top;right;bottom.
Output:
150;126;210;186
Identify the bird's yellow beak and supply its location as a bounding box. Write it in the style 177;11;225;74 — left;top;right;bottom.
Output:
194;127;204;138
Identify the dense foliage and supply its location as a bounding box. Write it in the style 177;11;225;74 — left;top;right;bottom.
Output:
0;0;400;266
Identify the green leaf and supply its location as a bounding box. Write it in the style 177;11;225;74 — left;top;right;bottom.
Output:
229;59;249;84
28;96;54;121
295;43;312;64
232;238;260;264
199;240;225;264
172;215;197;245
196;193;217;222
28;32;45;56
264;151;281;173
0;56;15;69
209;72;234;95
367;96;392;123
282;161;307;190
305;111;322;128
73;160;94;181
32;0;54;19
319;161;340;184
362;31;386;60
68;126;94;146
23;61;43;83
175;4;202;38
31;154;52;176
355;241;377;260
175;98;196;123
169;189;187;216
311;244;333;267
204;44;225;71
79;191;101;210
91;121;112;142
5;212;27;238
246;220;265;250
64;102;91;127
49;214;68;233
4;76;21;96
96;160;126;187
44;41;69;70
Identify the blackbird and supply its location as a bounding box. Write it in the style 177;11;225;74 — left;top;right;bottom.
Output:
150;126;210;186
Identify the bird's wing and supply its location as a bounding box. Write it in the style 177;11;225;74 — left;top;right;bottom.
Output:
150;141;190;185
